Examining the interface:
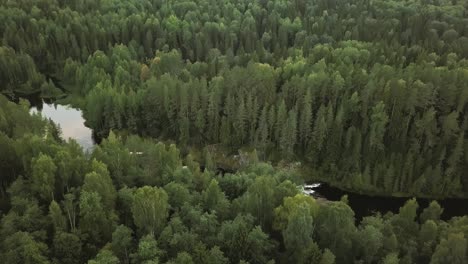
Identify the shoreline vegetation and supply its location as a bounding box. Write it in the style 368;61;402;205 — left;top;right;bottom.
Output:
2;1;468;199
1;95;466;263
1;0;468;263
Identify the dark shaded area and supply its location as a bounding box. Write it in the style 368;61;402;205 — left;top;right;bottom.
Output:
200;165;236;175
6;92;44;108
44;74;66;92
313;183;468;221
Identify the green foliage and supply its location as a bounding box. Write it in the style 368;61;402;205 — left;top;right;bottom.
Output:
132;186;169;236
316;201;357;263
202;179;230;218
79;191;115;248
217;215;274;264
430;233;467;264
82;160;117;209
164;182;192;210
64;30;468;198
382;253;399;264
31;153;56;202
131;235;162;264
273;194;318;231
282;203;317;263
420;201;444;223
111;225;133;264
320;249;336;264
52;231;82;264
88;249;119;264
1;0;468;262
1;95;468;263
48;200;67;232
2;232;50;264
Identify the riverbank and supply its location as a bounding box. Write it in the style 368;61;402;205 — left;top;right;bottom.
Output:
299;164;468;200
305;182;468;221
9;92;468;202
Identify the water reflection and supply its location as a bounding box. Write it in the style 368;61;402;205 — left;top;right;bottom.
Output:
30;103;94;151
305;183;468;221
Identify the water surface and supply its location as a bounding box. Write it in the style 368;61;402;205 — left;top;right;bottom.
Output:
31;103;94;151
306;183;468;221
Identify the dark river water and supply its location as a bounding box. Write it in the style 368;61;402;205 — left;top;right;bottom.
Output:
30;101;94;151
308;183;468;221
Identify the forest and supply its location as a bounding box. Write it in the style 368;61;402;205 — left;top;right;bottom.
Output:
1;0;468;263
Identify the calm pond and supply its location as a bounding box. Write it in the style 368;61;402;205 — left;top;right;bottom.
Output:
30;102;94;152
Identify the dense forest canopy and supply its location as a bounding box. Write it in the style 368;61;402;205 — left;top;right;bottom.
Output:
1;0;468;263
1;93;467;264
2;0;468;197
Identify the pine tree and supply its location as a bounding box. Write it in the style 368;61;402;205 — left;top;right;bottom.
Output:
299;90;313;150
311;105;327;162
369;102;389;152
234;99;247;147
275;100;288;143
220;116;231;148
445;132;464;193
207;85;221;142
280;109;298;157
256;106;270;153
267;105;276;141
178;86;190;145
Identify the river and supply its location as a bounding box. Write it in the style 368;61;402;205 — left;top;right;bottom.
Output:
22;98;468;221
305;183;468;220
30;102;94;152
